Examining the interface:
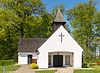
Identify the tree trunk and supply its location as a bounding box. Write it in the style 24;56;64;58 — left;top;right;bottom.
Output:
99;48;100;59
20;23;24;38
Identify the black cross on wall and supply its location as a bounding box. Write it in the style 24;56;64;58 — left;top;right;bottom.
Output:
59;33;64;43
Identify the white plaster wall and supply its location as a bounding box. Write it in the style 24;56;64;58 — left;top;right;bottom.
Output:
37;52;48;68
74;51;82;68
18;53;27;64
37;26;83;68
18;52;37;64
63;53;73;66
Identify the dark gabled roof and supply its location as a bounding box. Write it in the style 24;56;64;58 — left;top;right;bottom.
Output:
54;8;66;22
18;38;47;52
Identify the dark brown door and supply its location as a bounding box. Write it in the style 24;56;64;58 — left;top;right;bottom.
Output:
28;55;32;64
53;55;63;67
32;59;37;64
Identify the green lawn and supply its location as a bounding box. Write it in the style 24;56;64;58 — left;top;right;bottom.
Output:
74;69;100;73
74;66;100;73
0;65;20;73
36;70;56;73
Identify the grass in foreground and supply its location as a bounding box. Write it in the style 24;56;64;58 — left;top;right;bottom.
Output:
0;65;20;73
91;65;100;70
74;66;100;73
36;70;56;73
74;69;100;73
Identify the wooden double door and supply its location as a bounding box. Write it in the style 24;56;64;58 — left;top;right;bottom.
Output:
53;55;63;67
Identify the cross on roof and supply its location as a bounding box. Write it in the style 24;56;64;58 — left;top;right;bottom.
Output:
59;33;64;43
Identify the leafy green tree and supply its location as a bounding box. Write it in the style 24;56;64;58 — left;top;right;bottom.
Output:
94;11;100;59
0;0;46;37
0;0;53;60
51;4;66;15
67;0;98;62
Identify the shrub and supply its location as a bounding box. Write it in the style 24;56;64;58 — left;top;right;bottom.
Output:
89;63;96;67
0;60;15;66
31;63;38;69
95;60;100;62
82;63;88;68
96;62;100;65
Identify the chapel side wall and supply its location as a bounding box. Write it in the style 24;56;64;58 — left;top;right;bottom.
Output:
18;52;27;64
18;52;37;64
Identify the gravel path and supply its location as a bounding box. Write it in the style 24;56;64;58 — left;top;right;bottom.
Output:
11;65;35;73
55;67;74;73
10;65;74;73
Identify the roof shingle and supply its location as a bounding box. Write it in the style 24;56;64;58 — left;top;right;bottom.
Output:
18;38;47;52
54;8;66;22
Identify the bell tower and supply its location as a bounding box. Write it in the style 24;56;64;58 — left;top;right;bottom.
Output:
52;8;66;32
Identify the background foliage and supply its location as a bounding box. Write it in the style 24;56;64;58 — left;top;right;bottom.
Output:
0;0;100;63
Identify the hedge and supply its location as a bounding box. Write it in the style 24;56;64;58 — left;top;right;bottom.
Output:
95;60;100;62
0;60;15;66
82;63;88;68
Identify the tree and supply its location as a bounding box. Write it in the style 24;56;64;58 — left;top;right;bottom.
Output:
94;11;100;59
0;0;53;60
0;0;46;37
51;4;66;15
67;0;98;62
